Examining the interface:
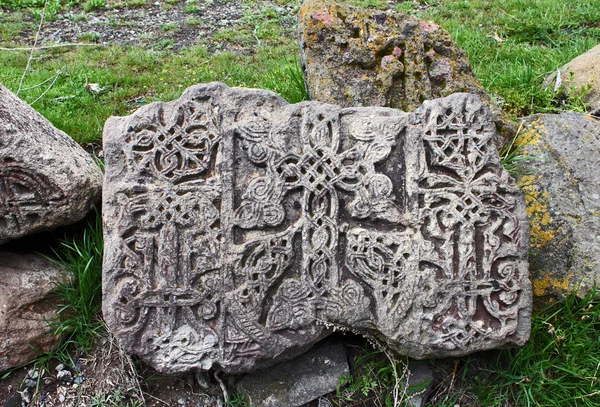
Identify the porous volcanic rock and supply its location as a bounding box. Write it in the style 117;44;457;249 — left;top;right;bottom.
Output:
0;84;103;244
0;252;65;372
544;44;600;115
514;113;600;304
102;82;531;374
298;0;516;148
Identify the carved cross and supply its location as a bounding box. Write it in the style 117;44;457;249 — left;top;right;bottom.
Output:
234;106;404;299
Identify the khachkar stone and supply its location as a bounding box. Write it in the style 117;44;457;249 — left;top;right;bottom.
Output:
298;0;517;149
102;82;531;374
0;84;103;243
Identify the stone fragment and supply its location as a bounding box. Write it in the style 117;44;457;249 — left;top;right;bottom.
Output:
403;361;433;407
0;252;64;372
514;113;600;303
102;82;531;374
544;44;600;115
0;84;103;244
298;0;516;148
236;339;349;407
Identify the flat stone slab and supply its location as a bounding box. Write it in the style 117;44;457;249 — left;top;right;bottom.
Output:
0;84;103;244
102;82;531;374
237;338;349;407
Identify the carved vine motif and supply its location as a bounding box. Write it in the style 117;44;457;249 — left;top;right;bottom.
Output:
417;101;526;350
0;162;65;232
233;107;404;329
124;100;221;181
111;181;223;371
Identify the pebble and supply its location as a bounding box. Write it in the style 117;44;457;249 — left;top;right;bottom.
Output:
178;397;187;405
57;370;72;381
59;394;66;403
56;364;65;372
27;369;40;379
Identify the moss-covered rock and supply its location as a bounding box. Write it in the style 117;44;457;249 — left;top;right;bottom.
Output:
298;0;516;149
514;113;600;306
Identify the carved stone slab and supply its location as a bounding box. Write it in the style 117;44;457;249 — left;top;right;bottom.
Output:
0;84;103;243
103;83;531;374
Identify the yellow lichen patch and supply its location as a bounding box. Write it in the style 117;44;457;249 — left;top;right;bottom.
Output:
517;175;558;249
532;274;572;297
515;119;543;154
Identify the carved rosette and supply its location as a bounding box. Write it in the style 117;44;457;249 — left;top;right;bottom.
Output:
103;83;531;374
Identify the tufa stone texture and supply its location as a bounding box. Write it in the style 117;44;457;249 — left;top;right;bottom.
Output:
298;0;516;149
0;252;65;372
0;84;103;244
544;44;600;115
514;113;600;304
102;82;531;374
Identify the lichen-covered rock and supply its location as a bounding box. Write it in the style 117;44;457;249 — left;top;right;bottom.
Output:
514;113;600;304
298;0;516;148
0;84;103;244
0;252;64;372
544;44;600;115
102;82;531;374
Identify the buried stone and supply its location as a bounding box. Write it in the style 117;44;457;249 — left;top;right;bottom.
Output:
102;82;531;374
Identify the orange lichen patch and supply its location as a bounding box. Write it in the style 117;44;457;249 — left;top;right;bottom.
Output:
532;274;572;297
517;175;558;249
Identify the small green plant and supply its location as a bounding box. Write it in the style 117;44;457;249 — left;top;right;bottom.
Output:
78;31;100;42
183;3;200;13
185;16;202;25
226;392;249;407
68;12;88;21
154;38;175;49
499;123;534;177
83;0;106;12
90;389;144;407
125;0;147;7
335;347;408;407
160;22;179;32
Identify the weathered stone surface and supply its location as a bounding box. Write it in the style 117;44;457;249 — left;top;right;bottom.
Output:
514;113;600;303
237;338;349;407
0;252;64;372
0;84;103;244
298;0;516;149
544;44;600;115
102;82;531;374
404;360;433;407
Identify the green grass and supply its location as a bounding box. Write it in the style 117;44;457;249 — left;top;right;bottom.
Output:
418;0;600;117
0;45;307;144
46;210;105;363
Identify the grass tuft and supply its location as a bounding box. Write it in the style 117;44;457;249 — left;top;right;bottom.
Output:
47;210;105;362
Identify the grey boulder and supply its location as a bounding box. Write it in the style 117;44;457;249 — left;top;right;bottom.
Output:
102;82;531;374
514;113;600;302
0;84;103;244
544;44;600;115
0;252;65;372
